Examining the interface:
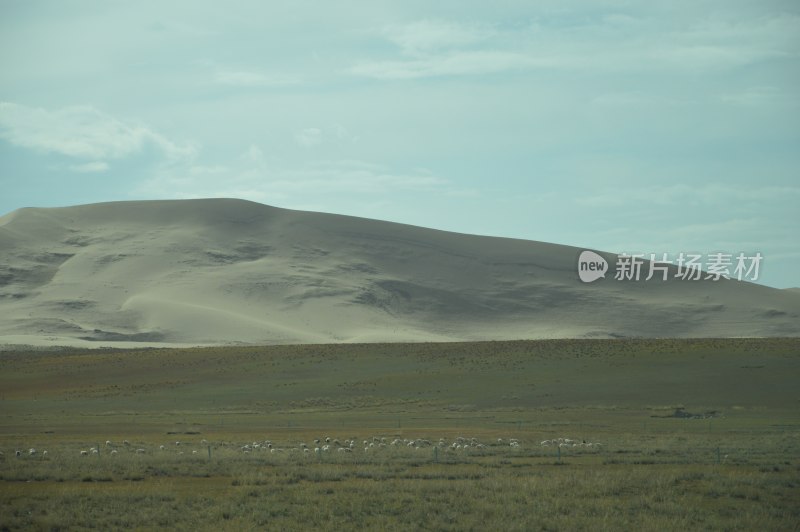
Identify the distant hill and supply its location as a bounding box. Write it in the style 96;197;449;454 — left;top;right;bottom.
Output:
0;199;798;347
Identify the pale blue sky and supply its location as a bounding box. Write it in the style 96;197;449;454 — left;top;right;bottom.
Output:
1;1;798;287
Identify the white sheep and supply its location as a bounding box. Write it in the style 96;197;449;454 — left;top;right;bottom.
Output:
80;450;88;456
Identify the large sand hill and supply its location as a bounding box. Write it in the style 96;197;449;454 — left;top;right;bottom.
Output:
0;199;797;347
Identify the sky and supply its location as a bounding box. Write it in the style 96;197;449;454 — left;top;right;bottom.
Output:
1;0;798;288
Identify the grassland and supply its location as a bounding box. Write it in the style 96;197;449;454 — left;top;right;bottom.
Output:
1;338;798;530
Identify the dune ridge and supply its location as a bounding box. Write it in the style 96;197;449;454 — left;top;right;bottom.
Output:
0;198;798;347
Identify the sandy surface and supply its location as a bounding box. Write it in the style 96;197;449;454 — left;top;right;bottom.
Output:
1;198;798;347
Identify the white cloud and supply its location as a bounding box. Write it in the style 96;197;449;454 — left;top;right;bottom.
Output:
576;183;800;208
214;70;298;88
590;92;696;107
189;164;228;175
383;19;494;54
720;86;792;106
351;12;800;80
651;44;786;70
351;50;543;80
331;123;357;142
294;125;358;147
351;19;544;79
295;127;323;147
69;161;109;173
282;160;448;192
0;102;195;161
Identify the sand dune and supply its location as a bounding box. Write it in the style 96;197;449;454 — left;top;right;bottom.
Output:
0;198;798;347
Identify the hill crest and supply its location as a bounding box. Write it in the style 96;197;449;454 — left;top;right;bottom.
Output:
1;199;798;347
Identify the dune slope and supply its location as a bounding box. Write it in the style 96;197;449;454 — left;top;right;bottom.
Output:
0;199;797;346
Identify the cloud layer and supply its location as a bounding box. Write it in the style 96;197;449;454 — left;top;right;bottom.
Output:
350;13;800;79
0;102;194;162
1;2;798;287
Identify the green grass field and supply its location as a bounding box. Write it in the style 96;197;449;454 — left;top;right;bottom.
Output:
1;338;798;530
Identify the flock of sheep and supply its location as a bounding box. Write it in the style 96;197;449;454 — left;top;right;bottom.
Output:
540;437;604;449
8;448;47;458
4;434;603;460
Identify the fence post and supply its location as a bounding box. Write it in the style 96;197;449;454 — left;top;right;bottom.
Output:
208;445;212;460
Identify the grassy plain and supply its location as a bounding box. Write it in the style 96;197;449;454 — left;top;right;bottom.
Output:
1;338;798;530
